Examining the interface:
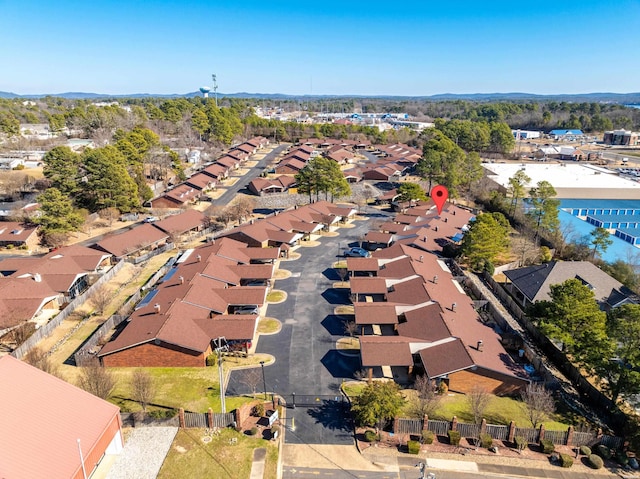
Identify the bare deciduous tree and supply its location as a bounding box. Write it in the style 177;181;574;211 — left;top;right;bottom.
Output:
466;385;492;424
90;284;112;315
343;320;358;337
336;267;348;286
240;367;263;397
130;369;156;413
520;383;555;429
24;346;61;378
98;207;120;226
230;196;256;224
410;375;442;418
77;360;116;400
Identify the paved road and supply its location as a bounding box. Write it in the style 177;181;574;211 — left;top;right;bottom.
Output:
212;143;289;206
227;209;394;444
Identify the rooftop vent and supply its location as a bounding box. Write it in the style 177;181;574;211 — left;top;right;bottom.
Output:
178;276;184;285
451;302;457;312
154;303;161;314
433;275;438;284
477;340;484;352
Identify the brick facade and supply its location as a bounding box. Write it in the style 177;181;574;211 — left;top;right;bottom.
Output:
101;341;211;367
448;367;527;396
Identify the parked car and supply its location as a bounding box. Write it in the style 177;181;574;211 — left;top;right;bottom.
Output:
345;247;371;258
234;306;259;315
144;216;159;223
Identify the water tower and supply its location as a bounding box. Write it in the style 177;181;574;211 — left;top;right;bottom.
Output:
199;86;211;98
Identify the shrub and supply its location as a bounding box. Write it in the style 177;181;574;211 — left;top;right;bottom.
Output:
579;445;591;456
588;454;604;469
559;453;573;468
448;430;461;446
253;403;265;417
480;433;493;449
616;451;629;467
422;430;435;444
437;382;449;395
149;408;177;419
249;427;258;436
364;430;378;443
235;425;243;433
407;440;420;455
595;444;612;459
515;436;528;452
206;354;217;366
540;439;555;454
270;425;280;438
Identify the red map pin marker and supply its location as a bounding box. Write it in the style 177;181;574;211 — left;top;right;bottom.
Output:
430;185;449;215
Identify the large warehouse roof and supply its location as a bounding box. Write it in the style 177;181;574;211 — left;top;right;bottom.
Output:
483;163;640;199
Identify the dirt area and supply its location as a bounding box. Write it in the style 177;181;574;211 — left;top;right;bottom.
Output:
41;252;177;382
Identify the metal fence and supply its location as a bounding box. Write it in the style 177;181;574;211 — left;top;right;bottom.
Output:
601;435;624;450
10;261;125;360
486;424;508;441
457;422;480;439
427;420;449;436
544;429;569;445
394;418;422;436
572;431;596;447
184;412;208;428
514;426;539;444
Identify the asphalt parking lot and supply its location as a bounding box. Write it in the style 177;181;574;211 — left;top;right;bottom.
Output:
227;208;393;444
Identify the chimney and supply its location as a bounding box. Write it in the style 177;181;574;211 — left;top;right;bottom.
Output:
197;255;202;262
178;276;184;285
433;275;438;284
451;302;457;312
33;273;42;283
477;340;484;352
154;303;161;314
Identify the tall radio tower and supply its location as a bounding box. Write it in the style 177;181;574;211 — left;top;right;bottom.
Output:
212;74;218;107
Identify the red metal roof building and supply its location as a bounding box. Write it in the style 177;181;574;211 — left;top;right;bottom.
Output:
0;356;122;479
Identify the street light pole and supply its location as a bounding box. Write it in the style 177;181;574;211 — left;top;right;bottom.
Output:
260;361;267;399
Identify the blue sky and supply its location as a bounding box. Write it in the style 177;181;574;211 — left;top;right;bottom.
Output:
1;0;639;96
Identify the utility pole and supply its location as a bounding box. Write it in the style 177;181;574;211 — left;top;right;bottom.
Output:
215;337;228;412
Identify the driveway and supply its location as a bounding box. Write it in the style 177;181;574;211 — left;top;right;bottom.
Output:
211;144;289;206
227;209;393;444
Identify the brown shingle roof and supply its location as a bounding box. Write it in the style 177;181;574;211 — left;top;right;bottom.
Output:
419;339;475;378
154;209;206;236
354;302;398;325
360;336;413;367
95;223;169;258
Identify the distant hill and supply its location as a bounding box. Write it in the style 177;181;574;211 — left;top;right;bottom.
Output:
2;90;640;103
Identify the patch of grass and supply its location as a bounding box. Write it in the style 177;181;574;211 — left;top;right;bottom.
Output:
257;318;281;334
109;367;254;413
342;382;367;398
431;393;572;429
336;337;360;350
334;305;354;315
272;269;290;280
157;428;278;479
266;290;286;303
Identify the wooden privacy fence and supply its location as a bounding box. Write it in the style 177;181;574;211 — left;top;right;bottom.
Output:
73;255;179;365
10;260;125;360
394;415;622;449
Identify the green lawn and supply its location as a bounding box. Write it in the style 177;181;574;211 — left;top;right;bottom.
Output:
157;428;278;479
432;393;571;430
109;367;254;413
343;383;573;430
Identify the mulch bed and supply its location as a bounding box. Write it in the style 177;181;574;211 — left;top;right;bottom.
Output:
355;427;578;463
